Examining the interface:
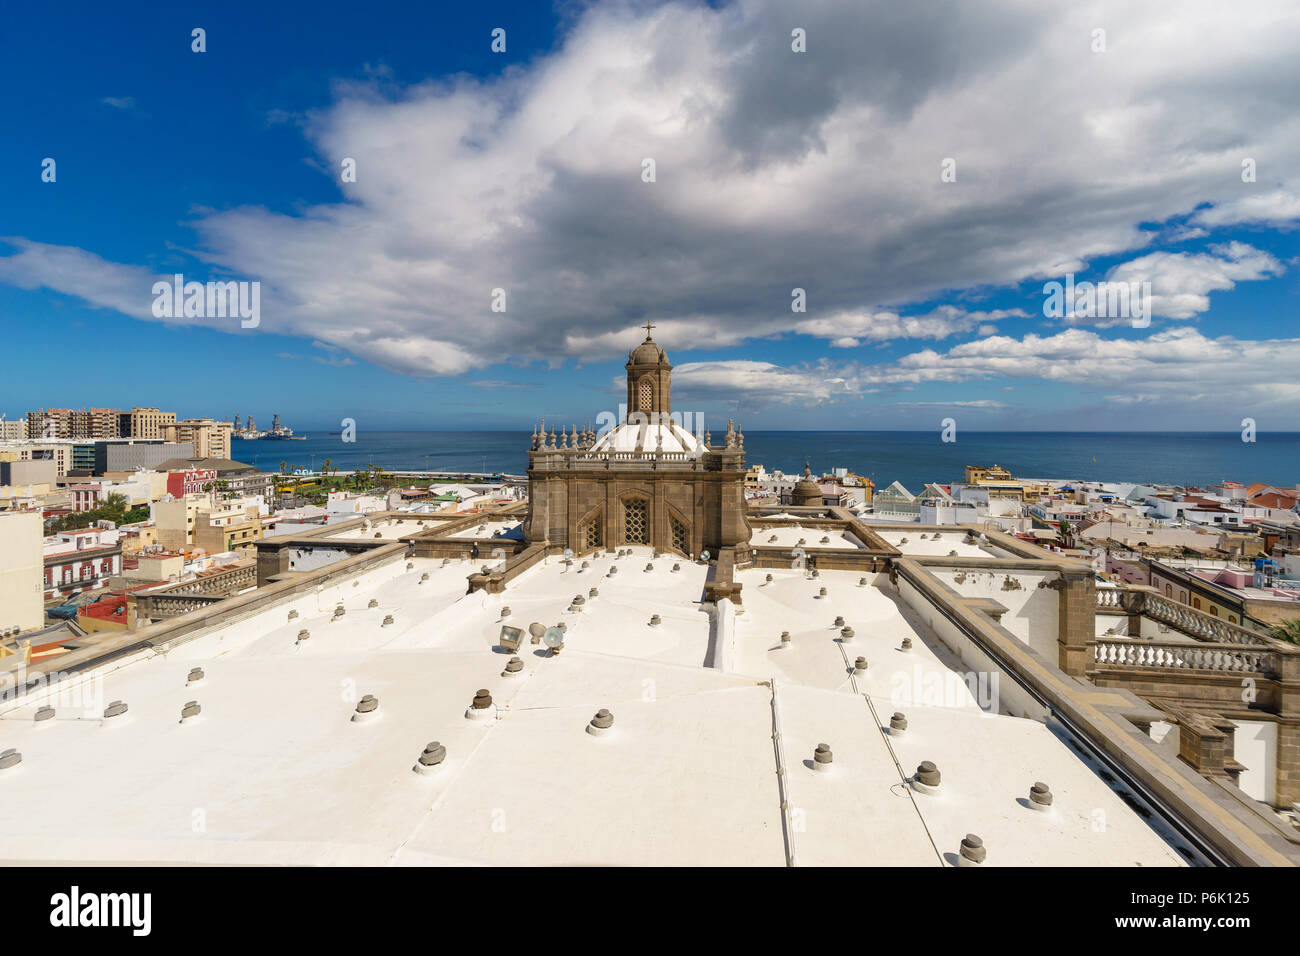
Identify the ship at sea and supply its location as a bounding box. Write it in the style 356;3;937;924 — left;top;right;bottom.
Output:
232;413;305;441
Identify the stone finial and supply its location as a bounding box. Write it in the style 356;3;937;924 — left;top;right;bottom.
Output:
382;614;395;626
813;742;833;771
187;667;204;684
0;749;20;770
353;695;379;722
368;598;379;608
181;701;201;720
834;615;845;627
104;701;128;719
854;656;868;672
780;630;791;646
466;689;494;721
840;626;854;641
900;637;912;651
504;656;524;674
959;833;986;866
914;760;941;792
588;708;614;736
588;587;599;598
649;614;661;626
671;563;680;572
889;712;908;735
858;577;868;587
1029;781;1053;811
818;587;827;597
297;629;310;642
415;741;446;774
35;705;55;722
420;572;430;583
644;562;654;572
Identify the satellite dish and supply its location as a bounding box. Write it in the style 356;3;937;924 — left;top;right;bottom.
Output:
543;626;565;649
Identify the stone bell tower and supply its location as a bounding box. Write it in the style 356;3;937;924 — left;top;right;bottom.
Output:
625;321;672;421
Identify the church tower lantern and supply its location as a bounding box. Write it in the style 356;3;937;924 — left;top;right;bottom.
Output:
625;321;671;421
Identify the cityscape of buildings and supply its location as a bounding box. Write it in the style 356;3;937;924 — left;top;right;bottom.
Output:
1;331;1298;870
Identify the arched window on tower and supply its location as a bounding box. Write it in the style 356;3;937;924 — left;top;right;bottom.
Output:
638;377;653;412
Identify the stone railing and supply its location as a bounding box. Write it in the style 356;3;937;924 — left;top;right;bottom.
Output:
135;592;226;621
1144;593;1275;647
1095;587;1124;610
1092;637;1279;676
1098;586;1281;648
162;563;256;597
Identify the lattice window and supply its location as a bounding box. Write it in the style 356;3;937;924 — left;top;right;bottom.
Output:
623;498;648;544
582;516;602;552
638;377;653;411
670;515;689;555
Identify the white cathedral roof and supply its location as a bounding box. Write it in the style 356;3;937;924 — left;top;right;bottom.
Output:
590;420;704;455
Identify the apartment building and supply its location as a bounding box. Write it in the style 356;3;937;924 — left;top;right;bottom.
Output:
162;418;233;459
121;406;177;439
26;407;122;440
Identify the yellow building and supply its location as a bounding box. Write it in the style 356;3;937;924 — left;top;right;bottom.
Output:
153;493;212;550
126;407;177;440
194;503;263;555
162;419;233;460
964;463;1025;501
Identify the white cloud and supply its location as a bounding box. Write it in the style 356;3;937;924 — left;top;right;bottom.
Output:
3;0;1300;378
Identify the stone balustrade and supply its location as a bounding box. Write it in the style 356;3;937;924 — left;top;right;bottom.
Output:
1092;637;1278;676
1096;586;1284;649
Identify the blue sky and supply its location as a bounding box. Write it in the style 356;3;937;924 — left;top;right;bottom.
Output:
3;0;1300;432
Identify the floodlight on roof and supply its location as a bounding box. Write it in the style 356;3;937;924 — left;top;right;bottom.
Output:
542;626;565;653
499;624;523;651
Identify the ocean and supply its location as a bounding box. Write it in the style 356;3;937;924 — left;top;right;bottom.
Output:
231;431;1300;491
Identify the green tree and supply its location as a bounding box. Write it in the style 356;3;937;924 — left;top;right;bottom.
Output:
1270;619;1300;646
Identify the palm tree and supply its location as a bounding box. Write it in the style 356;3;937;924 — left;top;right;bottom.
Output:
1270;619;1300;646
280;460;288;474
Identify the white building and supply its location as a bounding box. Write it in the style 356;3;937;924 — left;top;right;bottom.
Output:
0;511;43;633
